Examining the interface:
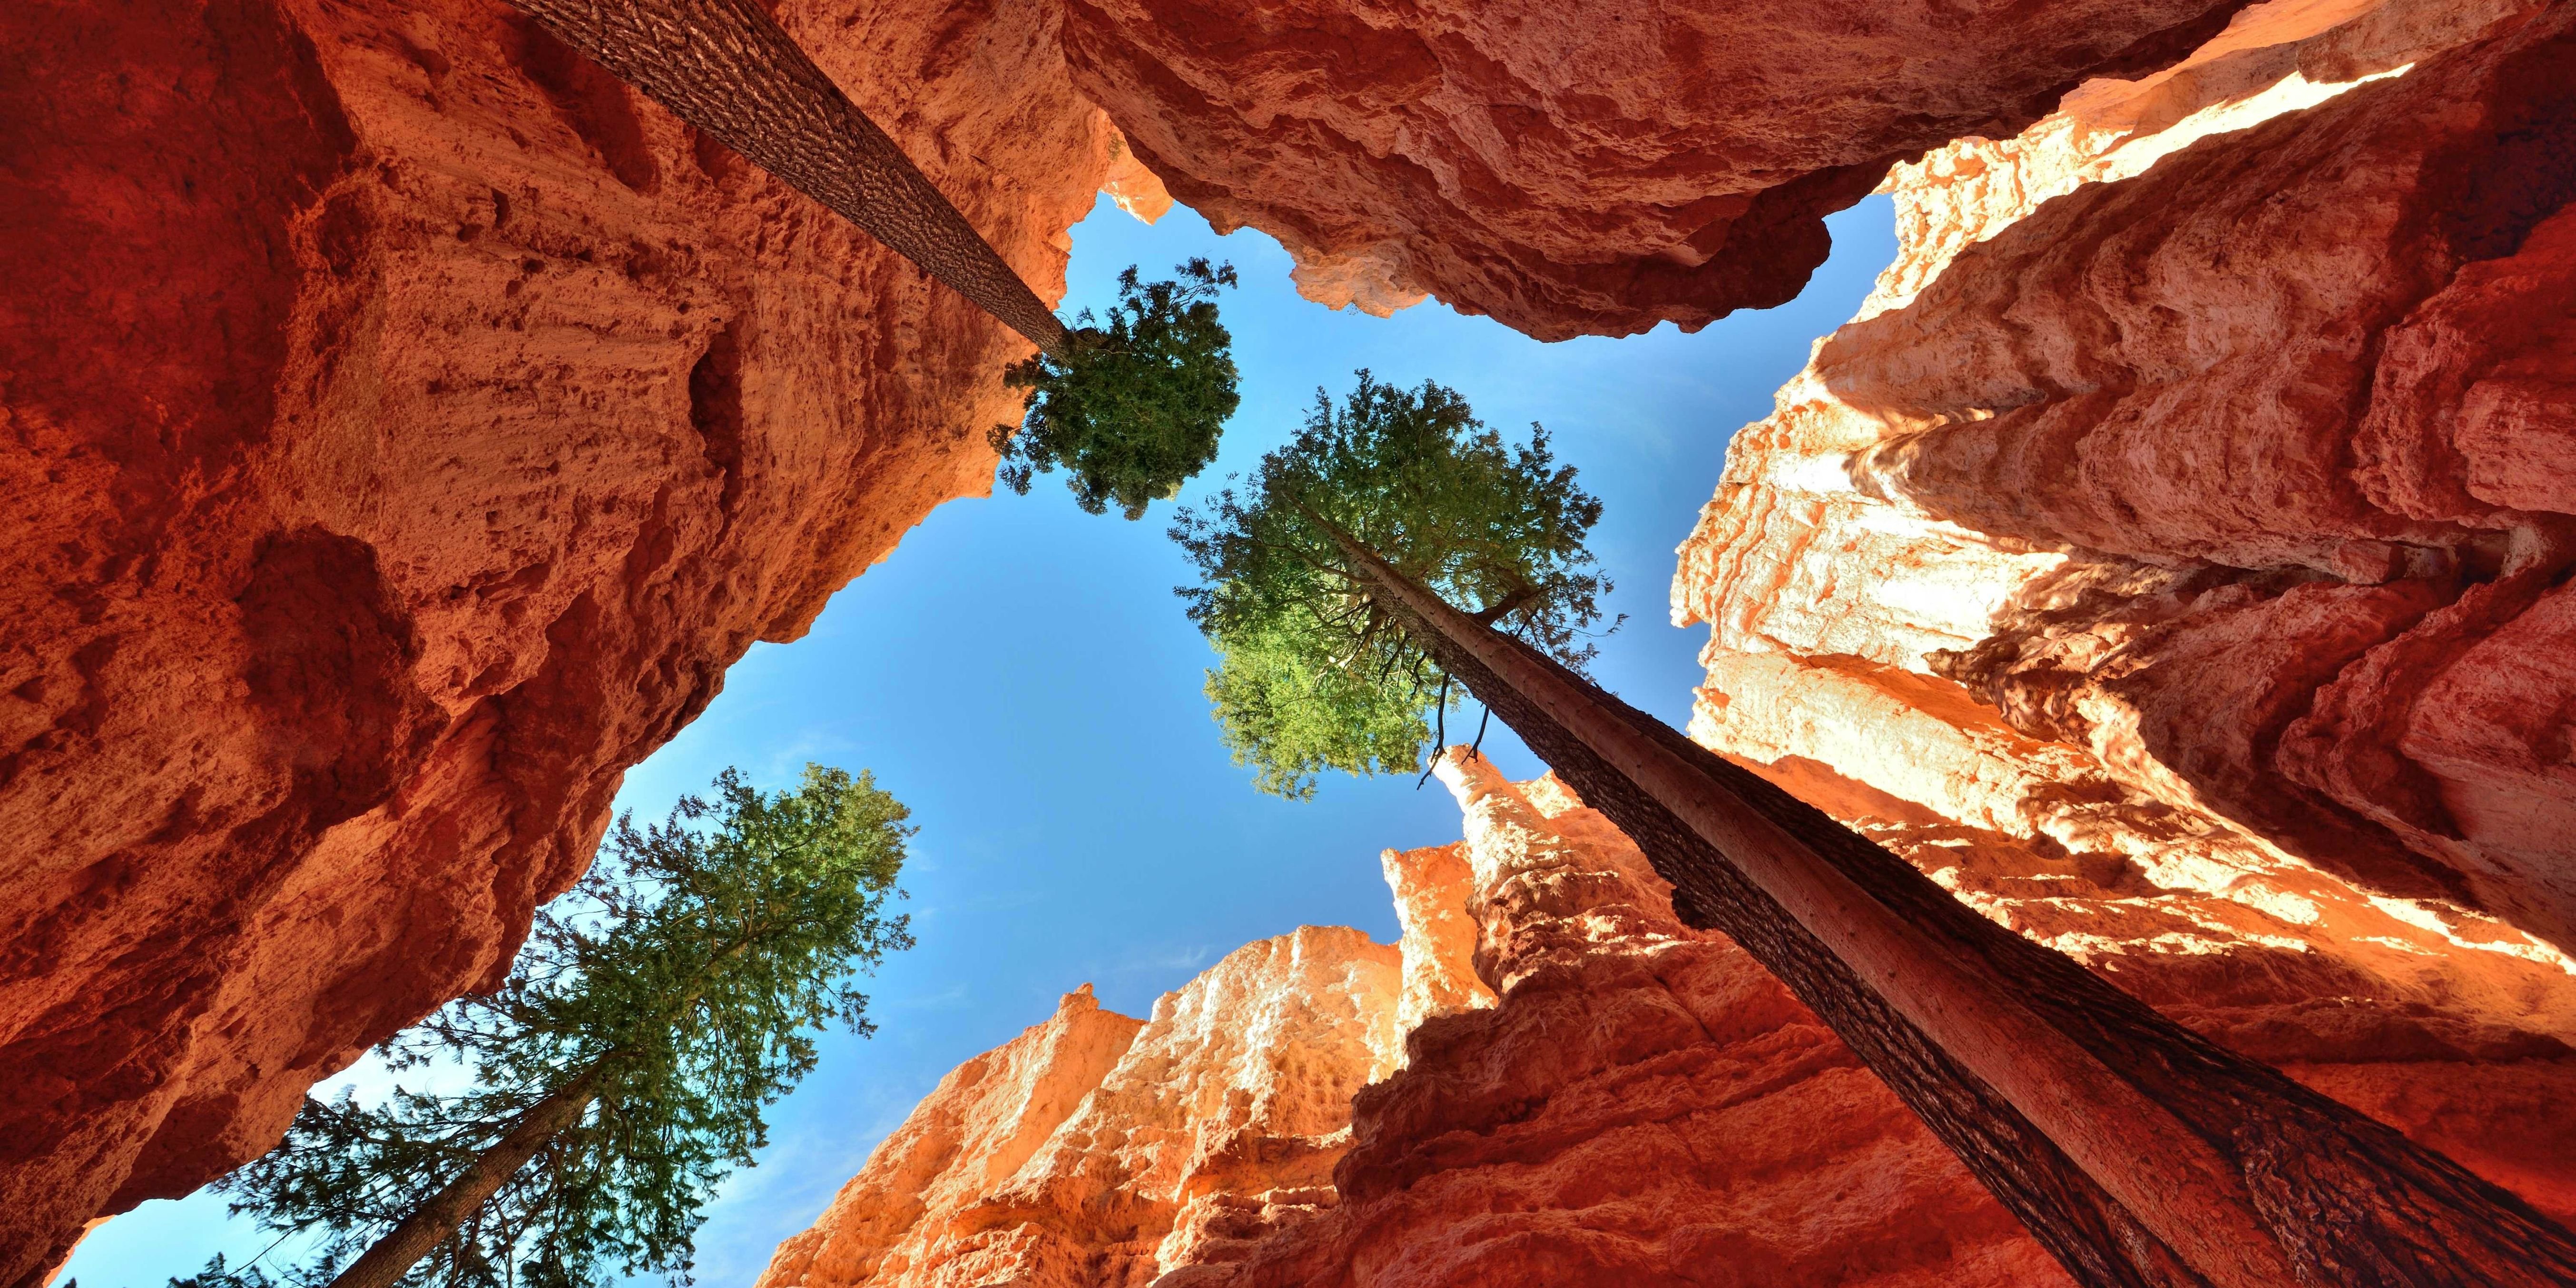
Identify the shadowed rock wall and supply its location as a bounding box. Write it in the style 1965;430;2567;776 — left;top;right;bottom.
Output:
12;0;2575;1278
1174;756;2069;1288
1054;0;2264;338
0;0;1120;1277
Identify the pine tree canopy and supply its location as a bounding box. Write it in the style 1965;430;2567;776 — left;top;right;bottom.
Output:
1170;372;1613;799
204;765;914;1288
992;258;1241;520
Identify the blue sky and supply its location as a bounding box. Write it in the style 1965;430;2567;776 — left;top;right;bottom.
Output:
61;192;1894;1288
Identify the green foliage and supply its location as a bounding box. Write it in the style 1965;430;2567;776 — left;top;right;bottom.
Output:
1172;372;1614;798
168;1256;270;1288
203;766;914;1288
992;258;1240;519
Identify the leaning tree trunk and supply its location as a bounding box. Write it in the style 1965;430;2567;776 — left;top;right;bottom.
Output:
504;0;1071;354
322;1069;603;1288
1324;526;2576;1288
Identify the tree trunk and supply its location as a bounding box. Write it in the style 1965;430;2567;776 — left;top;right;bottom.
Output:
322;1069;604;1288
503;0;1070;354
1324;525;2576;1288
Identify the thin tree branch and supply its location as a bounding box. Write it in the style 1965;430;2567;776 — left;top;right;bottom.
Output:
1417;674;1450;788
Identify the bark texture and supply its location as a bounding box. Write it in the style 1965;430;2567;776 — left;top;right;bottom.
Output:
324;1074;602;1288
753;743;2576;1288
504;0;1069;350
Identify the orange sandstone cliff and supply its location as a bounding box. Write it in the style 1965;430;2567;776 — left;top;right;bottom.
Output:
0;0;1122;1278
1054;0;2268;338
759;752;2576;1287
1674;0;2576;955
756;930;1404;1288
9;0;2576;1279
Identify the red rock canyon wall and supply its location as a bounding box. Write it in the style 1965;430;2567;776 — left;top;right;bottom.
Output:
0;0;1121;1277
765;753;2576;1287
11;0;2576;1279
1054;0;2266;338
756;931;1405;1288
758;5;2576;1281
1674;0;2576;956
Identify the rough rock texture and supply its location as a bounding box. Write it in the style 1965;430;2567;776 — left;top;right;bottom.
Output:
756;986;1147;1288
1057;0;2270;338
1176;755;2068;1288
19;0;2576;1279
1100;131;1175;226
755;928;1403;1288
1378;843;1492;1032
768;753;2576;1286
762;758;2067;1288
1676;0;2576;955
0;0;1126;1277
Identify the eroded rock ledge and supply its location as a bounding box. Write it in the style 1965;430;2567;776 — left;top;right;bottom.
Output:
761;753;2576;1287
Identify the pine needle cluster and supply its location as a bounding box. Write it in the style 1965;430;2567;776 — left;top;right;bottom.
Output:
1171;373;1614;798
197;766;913;1288
993;259;1241;520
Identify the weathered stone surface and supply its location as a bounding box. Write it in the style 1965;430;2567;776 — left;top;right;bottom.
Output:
764;756;2073;1288
1684;651;2576;1226
755;929;1403;1288
20;0;2576;1279
1379;843;1492;1033
768;747;2576;1287
756;986;1146;1288
1675;0;2576;951
1056;0;2265;339
1182;754;2068;1288
0;0;1122;1277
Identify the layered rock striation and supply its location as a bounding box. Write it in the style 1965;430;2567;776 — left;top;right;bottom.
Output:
1057;0;2266;337
0;0;1123;1276
761;757;2067;1288
767;752;2576;1286
1678;0;2576;952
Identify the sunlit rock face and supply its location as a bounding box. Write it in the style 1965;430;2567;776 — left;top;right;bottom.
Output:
759;987;1147;1288
761;758;2068;1288
1178;754;2068;1288
754;929;1405;1288
14;0;2575;1279
1056;0;2265;339
772;753;2576;1287
1675;0;2576;959
0;0;1123;1277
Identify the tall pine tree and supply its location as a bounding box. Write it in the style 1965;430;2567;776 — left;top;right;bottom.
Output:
1170;372;2576;1287
198;765;914;1288
1171;371;1612;797
993;259;1241;521
504;0;1240;516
